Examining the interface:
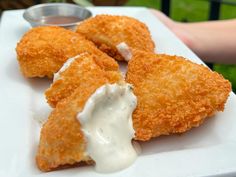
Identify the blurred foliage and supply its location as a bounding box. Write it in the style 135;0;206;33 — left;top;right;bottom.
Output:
171;0;209;22
125;0;160;9
47;0;66;2
214;65;236;92
221;4;236;19
73;0;93;6
126;0;236;21
171;0;236;21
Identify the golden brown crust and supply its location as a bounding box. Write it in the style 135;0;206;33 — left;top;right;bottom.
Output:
45;53;121;108
76;15;155;61
16;26;118;78
36;54;122;171
126;50;231;141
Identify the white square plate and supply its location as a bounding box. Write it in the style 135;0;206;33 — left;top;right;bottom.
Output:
0;7;236;177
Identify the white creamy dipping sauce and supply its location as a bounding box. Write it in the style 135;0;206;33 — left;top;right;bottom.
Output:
77;83;138;173
53;54;81;82
116;42;132;61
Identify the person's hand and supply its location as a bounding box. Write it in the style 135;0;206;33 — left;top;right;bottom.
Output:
150;9;195;54
150;9;236;64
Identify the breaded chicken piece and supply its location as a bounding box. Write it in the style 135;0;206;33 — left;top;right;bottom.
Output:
16;26;118;78
45;53;121;108
126;50;231;141
36;55;122;171
76;15;155;61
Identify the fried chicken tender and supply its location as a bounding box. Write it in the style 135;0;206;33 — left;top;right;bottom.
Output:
126;50;231;141
16;26;118;78
45;53;121;108
36;54;122;171
76;15;155;61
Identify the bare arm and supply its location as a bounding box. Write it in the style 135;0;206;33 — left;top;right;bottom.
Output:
151;9;236;64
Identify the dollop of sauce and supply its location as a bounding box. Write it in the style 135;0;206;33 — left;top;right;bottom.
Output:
77;83;138;173
116;42;132;61
53;55;81;82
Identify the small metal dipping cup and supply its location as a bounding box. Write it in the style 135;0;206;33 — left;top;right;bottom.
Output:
23;3;92;30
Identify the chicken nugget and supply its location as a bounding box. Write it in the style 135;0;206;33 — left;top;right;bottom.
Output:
126;50;231;141
16;26;118;78
76;15;155;61
45;52;121;107
36;54;122;171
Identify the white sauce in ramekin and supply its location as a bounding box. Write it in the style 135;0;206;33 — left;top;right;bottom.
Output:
77;83;138;173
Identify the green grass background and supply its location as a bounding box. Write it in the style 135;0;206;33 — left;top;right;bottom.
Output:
125;0;236;92
125;0;236;20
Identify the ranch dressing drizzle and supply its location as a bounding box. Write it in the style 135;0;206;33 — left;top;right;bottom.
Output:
53;54;81;82
116;42;132;61
77;83;138;173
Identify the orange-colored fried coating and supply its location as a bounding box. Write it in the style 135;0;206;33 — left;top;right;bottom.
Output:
36;55;122;171
76;15;155;61
126;50;231;141
45;53;121;108
16;26;118;78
